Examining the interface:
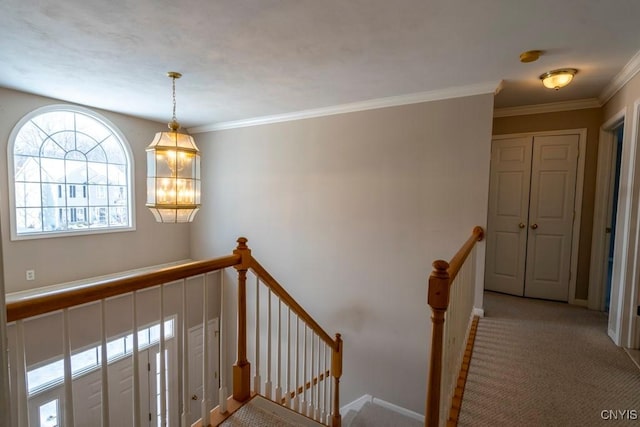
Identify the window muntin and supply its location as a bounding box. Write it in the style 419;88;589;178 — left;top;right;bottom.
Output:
9;105;134;239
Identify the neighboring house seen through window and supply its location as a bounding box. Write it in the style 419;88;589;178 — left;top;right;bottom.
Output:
9;105;134;238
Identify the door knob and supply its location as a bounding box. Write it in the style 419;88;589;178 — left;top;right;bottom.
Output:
518;222;526;229
191;394;198;400
530;223;538;230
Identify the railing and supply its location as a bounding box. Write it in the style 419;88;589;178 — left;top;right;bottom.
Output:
4;237;342;427
426;226;484;427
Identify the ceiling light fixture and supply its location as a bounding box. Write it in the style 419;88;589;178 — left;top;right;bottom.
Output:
146;72;201;223
539;69;578;90
519;50;542;63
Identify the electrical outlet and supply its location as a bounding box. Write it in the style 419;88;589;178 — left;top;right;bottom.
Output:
26;270;35;281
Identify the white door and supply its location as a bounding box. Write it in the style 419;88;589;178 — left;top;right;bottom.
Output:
484;137;532;296
74;351;151;426
485;134;579;301
188;319;219;425
30;352;150;427
28;389;63;427
524;135;578;300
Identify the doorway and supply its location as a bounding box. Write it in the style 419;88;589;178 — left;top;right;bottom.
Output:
28;345;174;427
484;130;586;303
604;124;624;312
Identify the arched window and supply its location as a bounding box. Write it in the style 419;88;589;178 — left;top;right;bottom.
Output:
8;105;134;239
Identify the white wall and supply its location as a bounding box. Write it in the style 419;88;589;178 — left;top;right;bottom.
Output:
0;189;10;425
0;88;191;293
190;94;494;413
602;71;640;348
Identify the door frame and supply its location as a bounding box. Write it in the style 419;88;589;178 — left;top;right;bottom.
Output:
589;109;625;312
602;101;640;348
491;129;587;305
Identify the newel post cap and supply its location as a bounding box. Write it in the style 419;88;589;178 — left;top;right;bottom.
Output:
428;259;450;310
234;236;251;270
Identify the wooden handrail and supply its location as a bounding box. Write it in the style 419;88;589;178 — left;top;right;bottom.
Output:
249;253;342;426
249;258;337;351
6;254;241;323
6;236;342;426
447;226;484;284
426;226;484;427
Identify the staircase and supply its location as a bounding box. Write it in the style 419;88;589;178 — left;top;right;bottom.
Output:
218;394;424;427
2;227;484;427
220;396;323;426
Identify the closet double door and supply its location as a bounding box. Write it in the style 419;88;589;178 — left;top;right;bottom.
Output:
485;133;579;302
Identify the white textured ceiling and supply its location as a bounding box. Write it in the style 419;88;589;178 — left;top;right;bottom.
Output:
1;1;639;128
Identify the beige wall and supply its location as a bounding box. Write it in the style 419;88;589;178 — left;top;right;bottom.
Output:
0;88;191;293
190;94;494;413
492;108;603;300
603;73;640;118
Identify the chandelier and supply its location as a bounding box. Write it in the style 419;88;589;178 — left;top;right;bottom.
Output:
146;72;201;223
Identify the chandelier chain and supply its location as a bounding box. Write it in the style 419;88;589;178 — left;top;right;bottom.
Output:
172;75;177;123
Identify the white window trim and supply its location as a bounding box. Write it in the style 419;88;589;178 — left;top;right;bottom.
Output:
7;104;136;240
26;317;175;397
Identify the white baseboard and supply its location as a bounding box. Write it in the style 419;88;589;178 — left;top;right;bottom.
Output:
340;394;373;414
473;307;485;318
371;397;425;422
340;394;424;423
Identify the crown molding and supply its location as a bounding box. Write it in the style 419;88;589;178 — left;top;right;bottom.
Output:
599;48;640;105
493;98;602;118
188;81;500;133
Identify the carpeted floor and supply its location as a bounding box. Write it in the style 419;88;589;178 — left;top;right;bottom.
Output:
458;292;640;427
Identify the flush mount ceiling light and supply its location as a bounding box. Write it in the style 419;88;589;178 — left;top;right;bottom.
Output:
519;50;542;63
540;69;578;90
146;72;201;223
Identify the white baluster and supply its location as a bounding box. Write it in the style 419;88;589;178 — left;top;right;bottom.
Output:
219;270;228;414
159;284;167;427
314;335;321;421
15;320;28;427
329;357;333;427
254;276;261;395
181;279;190;426
132;292;141;427
293;315;300;412
309;331;315;417
275;298;282;403
302;325;307;416
100;300;110;427
202;274;211;425
285;307;291;408
62;309;74;426
265;289;272;399
321;342;328;424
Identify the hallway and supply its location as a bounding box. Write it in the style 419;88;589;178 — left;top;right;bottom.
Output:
458;292;640;426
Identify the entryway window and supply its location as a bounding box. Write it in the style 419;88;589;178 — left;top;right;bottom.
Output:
8;105;134;239
27;318;174;396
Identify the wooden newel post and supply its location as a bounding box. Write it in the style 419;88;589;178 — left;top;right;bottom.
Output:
331;333;343;427
426;260;451;427
233;237;252;401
